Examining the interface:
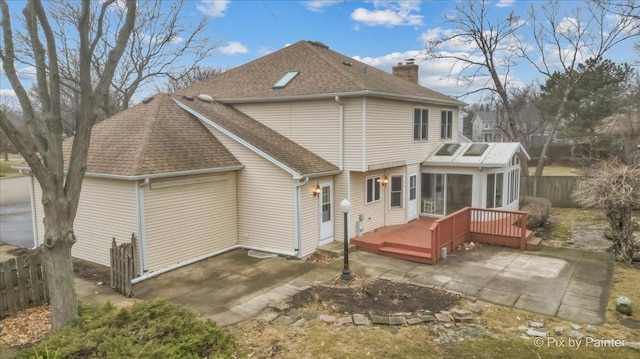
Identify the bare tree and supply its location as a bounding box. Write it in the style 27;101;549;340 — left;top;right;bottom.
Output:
423;0;529;173
574;161;639;263
517;1;640;176
0;0;136;330
163;65;227;93
20;0;215;135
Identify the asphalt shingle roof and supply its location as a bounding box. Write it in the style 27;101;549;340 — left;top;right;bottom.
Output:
177;40;465;106
62;94;241;176
173;96;339;177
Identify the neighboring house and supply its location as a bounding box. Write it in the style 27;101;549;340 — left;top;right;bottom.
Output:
472;111;505;142
23;40;527;278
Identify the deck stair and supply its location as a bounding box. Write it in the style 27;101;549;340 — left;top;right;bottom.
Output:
378;243;433;264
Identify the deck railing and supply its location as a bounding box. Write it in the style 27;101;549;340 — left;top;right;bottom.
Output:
429;207;528;263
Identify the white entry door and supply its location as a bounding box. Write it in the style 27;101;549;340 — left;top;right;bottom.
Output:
408;173;418;221
319;182;334;245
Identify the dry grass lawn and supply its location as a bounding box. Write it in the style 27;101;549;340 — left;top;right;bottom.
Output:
529;165;585;176
0;160;23;179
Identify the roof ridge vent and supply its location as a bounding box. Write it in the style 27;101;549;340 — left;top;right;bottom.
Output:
307;40;329;49
198;94;214;103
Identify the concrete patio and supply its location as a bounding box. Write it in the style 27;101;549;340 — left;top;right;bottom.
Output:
350;244;613;325
129;244;613;326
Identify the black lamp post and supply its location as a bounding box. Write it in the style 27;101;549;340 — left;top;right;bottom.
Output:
340;199;352;281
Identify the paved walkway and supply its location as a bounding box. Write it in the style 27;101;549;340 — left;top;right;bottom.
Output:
128;244;613;326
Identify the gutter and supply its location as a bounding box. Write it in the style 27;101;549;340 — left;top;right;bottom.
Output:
303;169;342;179
135;179;148;275
214;90;467;107
12;165;245;181
131;244;297;284
294;177;310;257
335;95;344;171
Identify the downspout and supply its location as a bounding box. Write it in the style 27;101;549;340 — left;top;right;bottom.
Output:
29;175;38;248
135;178;150;275
335;96;344;171
294;177;310;257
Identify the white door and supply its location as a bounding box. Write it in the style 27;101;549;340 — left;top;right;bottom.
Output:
408;173;418;220
319;182;334;245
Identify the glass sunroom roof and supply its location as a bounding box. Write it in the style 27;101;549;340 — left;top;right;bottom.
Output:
273;71;300;89
435;143;461;156
424;142;530;168
463;143;489;156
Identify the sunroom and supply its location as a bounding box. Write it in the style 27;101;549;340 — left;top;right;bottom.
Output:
420;142;529;216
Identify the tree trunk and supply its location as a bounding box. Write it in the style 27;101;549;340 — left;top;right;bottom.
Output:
3;152;8;161
606;207;636;264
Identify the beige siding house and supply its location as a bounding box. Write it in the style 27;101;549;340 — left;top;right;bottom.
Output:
25;40;527;279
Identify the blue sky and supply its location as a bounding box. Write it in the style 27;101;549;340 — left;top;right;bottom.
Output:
1;0;638;105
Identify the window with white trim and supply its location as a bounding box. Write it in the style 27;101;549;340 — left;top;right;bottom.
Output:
366;175;381;204
390;175;403;208
413;108;429;141
441;110;453;139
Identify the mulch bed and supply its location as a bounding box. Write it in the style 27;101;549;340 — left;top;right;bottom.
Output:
288;278;459;315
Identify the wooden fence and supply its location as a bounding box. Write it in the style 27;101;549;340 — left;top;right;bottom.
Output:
0;253;49;318
110;234;137;297
520;176;586;208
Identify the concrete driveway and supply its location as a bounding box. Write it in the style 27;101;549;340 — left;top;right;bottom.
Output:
0;176;33;248
130;245;613;326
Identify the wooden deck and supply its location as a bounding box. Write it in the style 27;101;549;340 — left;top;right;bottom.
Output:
351;208;541;265
351;217;437;264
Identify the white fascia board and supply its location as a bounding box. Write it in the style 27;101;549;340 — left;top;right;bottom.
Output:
172;98;304;180
12;165;245;181
216;90;467;107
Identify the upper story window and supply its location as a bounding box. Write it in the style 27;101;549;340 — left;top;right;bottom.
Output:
365;175;381;204
413;108;429;141
441;110;453;139
483;122;490;129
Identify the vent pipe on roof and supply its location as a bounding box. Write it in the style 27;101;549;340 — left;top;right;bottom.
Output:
198;94;214;103
142;96;155;104
182;95;194;101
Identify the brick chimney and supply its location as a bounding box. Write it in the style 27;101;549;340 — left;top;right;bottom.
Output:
392;61;419;84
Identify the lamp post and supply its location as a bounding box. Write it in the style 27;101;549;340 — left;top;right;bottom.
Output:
340;199;352;281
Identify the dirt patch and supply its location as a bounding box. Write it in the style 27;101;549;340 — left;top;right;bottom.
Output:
0;305;51;347
73;258;111;285
287;278;459;315
305;252;334;265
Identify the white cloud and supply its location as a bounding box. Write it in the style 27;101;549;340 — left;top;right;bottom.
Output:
304;0;341;12
197;0;230;18
352;49;523;101
218;41;249;55
0;89;16;97
351;1;423;27
496;0;515;8
556;17;580;36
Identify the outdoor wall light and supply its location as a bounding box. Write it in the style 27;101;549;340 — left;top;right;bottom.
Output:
378;176;389;186
313;184;321;197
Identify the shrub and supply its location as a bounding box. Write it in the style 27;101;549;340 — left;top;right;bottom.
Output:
22;299;237;359
520;196;552;229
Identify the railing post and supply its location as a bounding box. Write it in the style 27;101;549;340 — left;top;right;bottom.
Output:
520;213;528;250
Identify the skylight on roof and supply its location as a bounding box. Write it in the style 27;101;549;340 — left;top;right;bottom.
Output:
464;144;489;156
435;143;461;156
273;71;300;89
